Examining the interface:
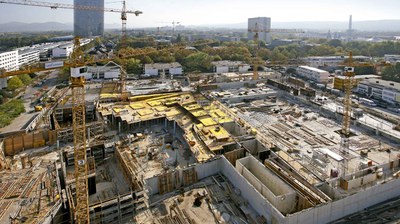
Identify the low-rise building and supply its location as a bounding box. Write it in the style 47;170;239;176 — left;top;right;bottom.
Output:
211;61;251;74
0;50;18;72
52;43;74;58
0;50;18;89
333;74;381;91
358;78;400;104
144;62;183;76
303;56;372;68
87;62;121;80
296;66;330;83
17;48;40;67
384;54;400;64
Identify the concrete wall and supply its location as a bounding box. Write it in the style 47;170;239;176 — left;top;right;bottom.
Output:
220;155;285;223
144;155;400;224
286;178;400;224
236;156;297;214
221;122;247;137
144;158;221;196
241;138;270;155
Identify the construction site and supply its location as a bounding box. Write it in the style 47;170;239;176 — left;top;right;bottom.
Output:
1;1;400;224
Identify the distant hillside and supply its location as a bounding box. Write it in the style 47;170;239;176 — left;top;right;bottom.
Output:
0;22;124;33
202;20;400;32
0;22;72;32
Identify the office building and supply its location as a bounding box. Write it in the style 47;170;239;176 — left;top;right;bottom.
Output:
296;66;330;83
358;78;400;104
303;56;372;68
17;48;40;67
144;62;183;76
0;50;18;89
74;0;104;37
0;50;18;72
248;17;271;44
211;61;251;74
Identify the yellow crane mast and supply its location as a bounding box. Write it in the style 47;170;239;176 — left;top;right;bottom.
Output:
248;22;262;80
341;52;355;138
69;37;90;223
0;1;141;222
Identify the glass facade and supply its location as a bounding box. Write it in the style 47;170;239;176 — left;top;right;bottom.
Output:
74;0;104;37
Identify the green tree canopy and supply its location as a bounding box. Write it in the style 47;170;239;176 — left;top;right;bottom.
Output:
126;59;142;74
7;76;23;91
381;63;400;82
19;74;32;85
183;52;213;72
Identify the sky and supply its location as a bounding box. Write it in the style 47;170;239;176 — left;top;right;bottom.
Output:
0;0;399;28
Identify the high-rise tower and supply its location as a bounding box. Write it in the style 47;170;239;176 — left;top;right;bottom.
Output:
74;0;104;37
248;17;271;44
348;15;353;40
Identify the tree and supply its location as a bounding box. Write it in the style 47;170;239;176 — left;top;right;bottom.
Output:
19;74;32;85
126;58;142;74
176;34;183;43
7;76;23;91
270;48;287;63
381;63;400;82
183;52;213;72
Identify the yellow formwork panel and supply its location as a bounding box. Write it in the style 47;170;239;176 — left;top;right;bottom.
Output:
137;108;153;116
209;126;230;140
218;117;234;123
199;117;217;127
130;102;145;110
184;104;202;111
165;108;181;117
147;101;162;107
154;106;168;112
100;93;120;99
192;110;208;117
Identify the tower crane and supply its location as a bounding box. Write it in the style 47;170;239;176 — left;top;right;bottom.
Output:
248;22;263;80
0;0;142;16
248;22;304;80
0;0;142;101
341;52;355;140
0;1;141;223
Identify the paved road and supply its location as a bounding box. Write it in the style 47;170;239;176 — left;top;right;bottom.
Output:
0;70;60;133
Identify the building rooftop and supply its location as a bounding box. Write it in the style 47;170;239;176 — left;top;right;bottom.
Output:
211;60;249;67
298;65;329;73
144;62;182;70
335;74;381;80
360;78;400;91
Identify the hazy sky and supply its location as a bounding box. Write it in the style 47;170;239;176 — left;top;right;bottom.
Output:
0;0;399;27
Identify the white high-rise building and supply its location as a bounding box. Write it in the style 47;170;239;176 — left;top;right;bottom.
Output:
0;50;18;89
0;50;18;72
248;17;272;44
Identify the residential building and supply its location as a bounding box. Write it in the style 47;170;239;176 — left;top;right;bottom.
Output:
248;17;271;44
17;48;40;67
358;78;400;104
74;0;104;37
296;66;330;83
144;62;183;76
211;61;251;74
303;56;372;68
52;43;74;58
333;74;381;91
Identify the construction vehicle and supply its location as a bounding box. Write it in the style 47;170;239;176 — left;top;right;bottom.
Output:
34;105;43;112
